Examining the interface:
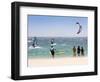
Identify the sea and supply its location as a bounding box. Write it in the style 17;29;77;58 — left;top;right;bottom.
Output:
28;37;87;58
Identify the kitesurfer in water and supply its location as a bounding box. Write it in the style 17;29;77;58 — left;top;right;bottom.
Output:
32;37;38;47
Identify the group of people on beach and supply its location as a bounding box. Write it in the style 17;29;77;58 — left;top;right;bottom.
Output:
49;39;85;58
50;46;85;58
73;46;84;56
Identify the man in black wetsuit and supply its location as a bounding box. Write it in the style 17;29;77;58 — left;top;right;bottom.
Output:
77;46;80;56
81;47;84;56
50;46;55;58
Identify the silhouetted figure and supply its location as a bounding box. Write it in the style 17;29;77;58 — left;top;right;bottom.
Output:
81;47;84;56
73;46;76;56
32;37;38;47
32;43;35;47
77;46;80;56
50;46;55;58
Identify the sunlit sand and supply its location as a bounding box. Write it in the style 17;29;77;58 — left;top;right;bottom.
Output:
28;56;88;67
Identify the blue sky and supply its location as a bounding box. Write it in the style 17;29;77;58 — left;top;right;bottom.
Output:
28;15;88;37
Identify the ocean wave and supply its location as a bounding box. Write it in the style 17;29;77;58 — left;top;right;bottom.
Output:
51;43;57;46
29;46;43;49
61;44;66;46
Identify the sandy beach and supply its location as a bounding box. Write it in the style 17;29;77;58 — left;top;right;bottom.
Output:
28;57;88;67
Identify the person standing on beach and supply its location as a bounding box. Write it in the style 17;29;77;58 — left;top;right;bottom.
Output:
77;46;80;56
51;39;54;44
50;46;55;58
81;47;84;56
73;46;76;56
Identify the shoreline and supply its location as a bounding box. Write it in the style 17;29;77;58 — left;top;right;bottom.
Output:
28;56;88;67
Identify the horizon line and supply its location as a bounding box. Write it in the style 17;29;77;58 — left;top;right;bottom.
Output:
28;36;87;38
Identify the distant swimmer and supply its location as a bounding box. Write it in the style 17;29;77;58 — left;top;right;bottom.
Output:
76;22;82;34
73;46;76;56
50;46;55;58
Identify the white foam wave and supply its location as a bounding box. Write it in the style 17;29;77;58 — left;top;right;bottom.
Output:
29;46;42;49
51;43;57;46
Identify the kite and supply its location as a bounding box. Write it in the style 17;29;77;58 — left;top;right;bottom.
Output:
76;22;82;34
